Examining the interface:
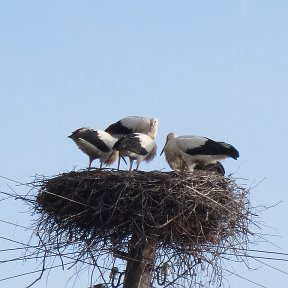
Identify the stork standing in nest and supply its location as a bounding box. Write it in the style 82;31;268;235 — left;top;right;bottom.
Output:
105;116;155;137
161;132;239;172
113;118;158;171
69;128;119;169
105;116;158;169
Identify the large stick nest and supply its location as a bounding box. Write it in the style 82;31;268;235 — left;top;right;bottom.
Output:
35;170;250;248
31;169;254;286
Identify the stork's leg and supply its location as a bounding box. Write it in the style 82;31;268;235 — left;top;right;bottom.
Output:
129;159;134;172
99;162;103;170
88;157;93;170
135;160;140;171
117;155;121;170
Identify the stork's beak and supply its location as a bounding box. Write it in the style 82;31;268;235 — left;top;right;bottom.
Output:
160;138;168;156
160;146;165;156
160;136;169;156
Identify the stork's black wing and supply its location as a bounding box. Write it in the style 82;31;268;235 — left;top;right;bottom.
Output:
113;134;148;155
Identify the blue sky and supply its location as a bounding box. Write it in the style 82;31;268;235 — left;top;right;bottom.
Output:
1;1;288;287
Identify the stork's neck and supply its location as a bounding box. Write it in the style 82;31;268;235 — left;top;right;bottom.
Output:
148;125;157;140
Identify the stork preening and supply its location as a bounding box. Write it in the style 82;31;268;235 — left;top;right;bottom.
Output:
69;128;119;169
161;132;239;172
105;116;157;138
113;118;158;171
106;116;158;169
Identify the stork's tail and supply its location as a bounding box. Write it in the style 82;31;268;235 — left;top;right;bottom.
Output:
113;137;126;151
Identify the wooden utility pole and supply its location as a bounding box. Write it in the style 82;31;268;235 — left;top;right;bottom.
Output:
123;232;157;288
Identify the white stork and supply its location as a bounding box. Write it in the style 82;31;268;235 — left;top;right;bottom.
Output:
194;162;226;175
105;117;158;169
69;128;119;169
161;132;239;172
112;119;158;171
105;116;157;138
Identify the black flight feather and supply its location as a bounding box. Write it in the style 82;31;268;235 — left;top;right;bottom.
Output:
69;129;111;153
186;139;239;159
113;134;148;155
105;121;133;135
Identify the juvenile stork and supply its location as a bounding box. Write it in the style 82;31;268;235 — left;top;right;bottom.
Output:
161;132;239;172
113;118;158;171
69;128;119;169
106;116;158;169
105;116;157;138
194;162;226;175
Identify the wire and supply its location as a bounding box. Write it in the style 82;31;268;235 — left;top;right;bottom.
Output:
2;218;288;264
0;219;36;232
221;267;268;288
243;248;288;257
0;175;28;186
1;192;288;288
200;243;288;257
0;236;38;250
1;231;288;288
0;261;75;283
221;251;288;262
0;247;27;252
253;257;288;276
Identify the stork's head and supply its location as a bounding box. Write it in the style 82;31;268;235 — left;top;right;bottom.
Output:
160;132;177;156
